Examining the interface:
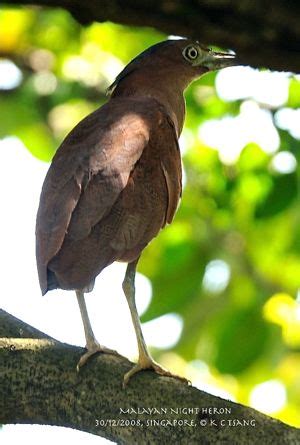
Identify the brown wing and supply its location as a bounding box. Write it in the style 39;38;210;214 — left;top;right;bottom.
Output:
36;99;152;294
160;147;182;225
108;111;182;256
47;144;182;292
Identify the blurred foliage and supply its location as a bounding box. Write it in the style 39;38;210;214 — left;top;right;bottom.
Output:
1;6;300;428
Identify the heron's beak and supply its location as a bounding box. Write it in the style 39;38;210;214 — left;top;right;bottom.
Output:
202;50;238;70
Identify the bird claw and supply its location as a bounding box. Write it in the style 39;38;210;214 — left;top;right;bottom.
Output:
76;341;120;371
123;357;190;388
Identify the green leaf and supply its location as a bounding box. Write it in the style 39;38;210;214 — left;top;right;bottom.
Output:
140;240;206;322
214;306;269;374
255;172;298;218
288;78;300;108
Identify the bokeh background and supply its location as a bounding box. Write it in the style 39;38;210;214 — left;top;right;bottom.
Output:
1;5;300;443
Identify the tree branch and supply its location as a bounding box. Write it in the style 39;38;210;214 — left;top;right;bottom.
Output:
5;0;300;73
1;309;299;444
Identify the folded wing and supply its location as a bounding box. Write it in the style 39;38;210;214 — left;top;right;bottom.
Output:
36;100;152;294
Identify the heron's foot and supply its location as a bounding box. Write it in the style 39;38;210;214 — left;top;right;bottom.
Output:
77;340;119;371
123;355;190;388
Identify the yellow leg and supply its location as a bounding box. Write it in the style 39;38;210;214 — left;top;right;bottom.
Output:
122;259;189;388
76;290;119;370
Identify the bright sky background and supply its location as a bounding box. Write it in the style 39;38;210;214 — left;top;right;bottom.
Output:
1;59;298;442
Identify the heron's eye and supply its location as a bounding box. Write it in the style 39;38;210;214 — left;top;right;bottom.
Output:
182;45;199;62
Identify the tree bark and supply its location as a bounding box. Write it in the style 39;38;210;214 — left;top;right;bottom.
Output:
5;0;300;73
1;309;299;444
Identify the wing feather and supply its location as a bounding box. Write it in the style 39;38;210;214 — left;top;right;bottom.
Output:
36;99;151;294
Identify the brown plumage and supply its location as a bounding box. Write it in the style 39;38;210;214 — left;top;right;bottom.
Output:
36;39;237;386
36;98;181;293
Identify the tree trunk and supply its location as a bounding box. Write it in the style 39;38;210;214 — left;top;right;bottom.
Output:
6;0;300;72
1;309;299;444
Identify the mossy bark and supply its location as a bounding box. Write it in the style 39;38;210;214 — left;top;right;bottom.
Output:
1;309;300;444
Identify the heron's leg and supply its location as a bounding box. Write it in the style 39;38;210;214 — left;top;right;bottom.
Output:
76;290;118;370
122;259;189;388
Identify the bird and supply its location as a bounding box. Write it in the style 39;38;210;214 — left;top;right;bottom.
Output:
36;38;237;387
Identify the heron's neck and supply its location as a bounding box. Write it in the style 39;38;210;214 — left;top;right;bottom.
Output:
111;73;186;137
147;86;186;137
